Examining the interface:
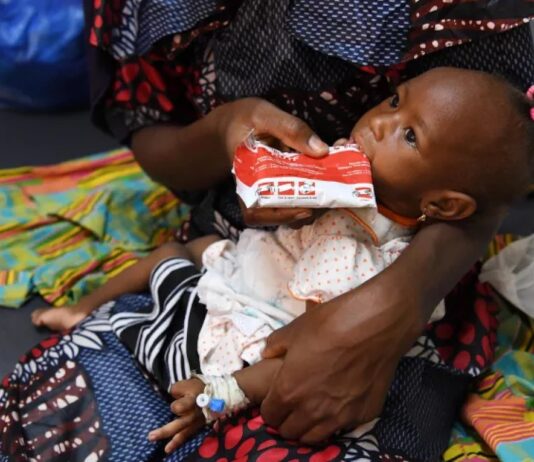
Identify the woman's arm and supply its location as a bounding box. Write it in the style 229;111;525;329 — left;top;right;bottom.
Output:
259;208;504;445
131;118;228;192
131;98;329;192
393;208;504;320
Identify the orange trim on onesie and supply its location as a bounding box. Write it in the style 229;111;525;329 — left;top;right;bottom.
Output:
340;209;380;246
287;283;324;304
377;204;419;228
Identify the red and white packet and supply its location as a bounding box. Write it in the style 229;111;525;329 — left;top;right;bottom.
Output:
233;136;376;208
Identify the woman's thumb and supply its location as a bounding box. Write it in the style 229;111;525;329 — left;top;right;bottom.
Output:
262;328;289;359
253;100;329;157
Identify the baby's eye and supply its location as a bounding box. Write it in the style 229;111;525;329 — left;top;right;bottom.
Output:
389;93;399;108
404;128;417;148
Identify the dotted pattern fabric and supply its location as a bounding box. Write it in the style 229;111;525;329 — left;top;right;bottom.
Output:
78;330;173;460
109;0;411;65
287;0;411;66
138;0;219;55
375;358;471;461
407;22;534;90
111;0;220;58
213;0;356;99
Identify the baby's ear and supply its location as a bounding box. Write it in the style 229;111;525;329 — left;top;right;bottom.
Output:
420;190;477;221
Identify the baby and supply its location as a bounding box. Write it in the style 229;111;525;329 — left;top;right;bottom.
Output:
32;68;534;454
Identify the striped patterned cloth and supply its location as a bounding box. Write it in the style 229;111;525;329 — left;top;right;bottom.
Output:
0;149;188;308
443;234;534;461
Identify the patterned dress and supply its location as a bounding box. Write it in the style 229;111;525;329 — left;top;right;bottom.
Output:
87;0;534;238
1;1;533;461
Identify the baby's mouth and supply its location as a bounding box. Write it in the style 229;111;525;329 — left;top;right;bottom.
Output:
353;131;371;160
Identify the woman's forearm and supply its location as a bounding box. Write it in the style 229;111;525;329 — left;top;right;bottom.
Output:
131;112;230;191
389;208;505;324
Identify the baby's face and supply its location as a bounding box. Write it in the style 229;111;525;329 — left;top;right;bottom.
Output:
350;68;502;217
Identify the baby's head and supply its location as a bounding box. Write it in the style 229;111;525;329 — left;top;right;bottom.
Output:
352;67;533;221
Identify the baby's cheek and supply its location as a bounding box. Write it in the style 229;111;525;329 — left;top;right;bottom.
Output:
374;159;421;197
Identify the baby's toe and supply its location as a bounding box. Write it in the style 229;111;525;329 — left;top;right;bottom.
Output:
31;309;46;325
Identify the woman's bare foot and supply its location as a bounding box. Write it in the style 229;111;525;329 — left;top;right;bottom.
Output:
31;305;90;331
148;378;206;454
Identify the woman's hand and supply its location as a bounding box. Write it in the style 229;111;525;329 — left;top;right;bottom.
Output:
214;98;329;227
132;97;329;199
212;97;329;163
259;212;502;444
260;267;421;445
238;197;325;227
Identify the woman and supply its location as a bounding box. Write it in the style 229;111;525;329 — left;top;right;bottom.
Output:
1;1;532;460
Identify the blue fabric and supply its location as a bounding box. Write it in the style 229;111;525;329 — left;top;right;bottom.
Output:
287;0;411;66
0;294;206;460
111;0;411;66
0;0;89;109
78;331;171;459
111;0;219;58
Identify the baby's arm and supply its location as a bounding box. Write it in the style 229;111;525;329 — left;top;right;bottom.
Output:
149;358;283;453
32;236;219;331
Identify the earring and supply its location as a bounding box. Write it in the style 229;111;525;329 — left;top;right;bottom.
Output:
417;211;427;223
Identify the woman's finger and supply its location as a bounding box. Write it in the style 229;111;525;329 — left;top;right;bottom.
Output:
262;323;293;359
238;196;312;226
276;409;318;442
243;207;313;226
298;419;341;446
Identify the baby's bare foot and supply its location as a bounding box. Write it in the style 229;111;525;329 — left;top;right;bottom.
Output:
148;378;206;453
31;305;88;331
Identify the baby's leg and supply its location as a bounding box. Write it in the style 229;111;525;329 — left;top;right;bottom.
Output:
184;234;220;268
149;358;283;454
32;240;204;331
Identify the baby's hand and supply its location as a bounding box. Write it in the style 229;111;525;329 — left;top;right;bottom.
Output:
32;305;88;331
148;378;206;454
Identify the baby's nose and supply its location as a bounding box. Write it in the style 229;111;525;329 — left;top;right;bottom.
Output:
369;114;389;141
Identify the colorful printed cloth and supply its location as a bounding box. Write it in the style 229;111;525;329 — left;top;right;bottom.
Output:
87;0;534;146
105;252;490;461
86;0;534;241
0;149;188;308
0;265;498;461
443;236;534;462
90;0;533;65
0;295;210;461
0;161;531;462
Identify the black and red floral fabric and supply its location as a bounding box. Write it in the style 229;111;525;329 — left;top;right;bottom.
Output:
86;0;533;144
0;276;502;461
3;1;527;460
